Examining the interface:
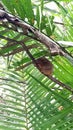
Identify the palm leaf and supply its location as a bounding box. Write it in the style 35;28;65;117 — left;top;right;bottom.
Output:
0;0;73;130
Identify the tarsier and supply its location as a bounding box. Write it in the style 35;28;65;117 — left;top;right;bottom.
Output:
35;57;53;76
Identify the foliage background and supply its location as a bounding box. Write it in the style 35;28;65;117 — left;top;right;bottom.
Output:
0;0;73;130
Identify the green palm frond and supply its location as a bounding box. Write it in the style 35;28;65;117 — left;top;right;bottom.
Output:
0;0;73;130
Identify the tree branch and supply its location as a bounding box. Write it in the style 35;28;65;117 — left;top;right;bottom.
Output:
0;9;73;65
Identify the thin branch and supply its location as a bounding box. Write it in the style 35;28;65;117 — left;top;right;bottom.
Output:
1;43;38;57
48;75;73;93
